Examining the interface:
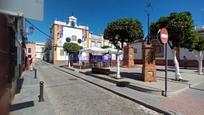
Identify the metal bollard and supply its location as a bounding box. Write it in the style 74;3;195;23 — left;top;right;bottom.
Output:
38;81;44;102
34;68;37;79
161;90;166;97
189;84;191;88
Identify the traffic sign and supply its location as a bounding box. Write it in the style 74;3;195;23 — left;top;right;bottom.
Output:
160;28;168;44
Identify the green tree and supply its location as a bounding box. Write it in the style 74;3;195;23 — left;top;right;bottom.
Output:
189;32;204;74
104;18;144;49
150;11;195;80
63;42;82;67
104;18;144;78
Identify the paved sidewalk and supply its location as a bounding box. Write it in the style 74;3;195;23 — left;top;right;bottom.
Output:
76;65;204;96
57;64;204;115
160;82;204;115
10;70;55;115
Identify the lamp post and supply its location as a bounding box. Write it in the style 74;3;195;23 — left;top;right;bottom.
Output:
201;8;204;26
145;0;152;44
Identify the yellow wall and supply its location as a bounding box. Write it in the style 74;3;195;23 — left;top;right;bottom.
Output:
53;24;58;64
86;29;90;48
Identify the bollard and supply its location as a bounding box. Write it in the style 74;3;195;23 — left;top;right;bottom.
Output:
38;81;44;102
34;68;37;79
161;90;165;96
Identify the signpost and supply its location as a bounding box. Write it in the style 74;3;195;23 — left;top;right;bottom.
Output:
159;28;168;97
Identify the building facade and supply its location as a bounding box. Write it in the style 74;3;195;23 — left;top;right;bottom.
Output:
35;42;45;60
26;42;36;64
46;16;113;65
132;27;204;67
0;13;27;115
48;16;90;64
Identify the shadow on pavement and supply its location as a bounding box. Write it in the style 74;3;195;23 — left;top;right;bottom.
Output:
190;87;204;91
10;101;34;112
120;72;142;81
156;69;176;72
15;78;24;94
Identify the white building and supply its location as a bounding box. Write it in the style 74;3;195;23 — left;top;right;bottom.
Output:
132;26;204;67
47;16;112;64
35;42;45;60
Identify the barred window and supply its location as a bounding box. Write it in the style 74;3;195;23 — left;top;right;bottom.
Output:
60;49;64;56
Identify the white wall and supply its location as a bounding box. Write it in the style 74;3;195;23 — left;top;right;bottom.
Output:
58;27;83;47
180;48;198;60
131;43;142;59
56;26;85;61
131;42;199;60
155;44;173;60
57;47;68;60
36;43;45;59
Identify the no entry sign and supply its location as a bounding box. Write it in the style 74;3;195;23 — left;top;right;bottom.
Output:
160;28;168;44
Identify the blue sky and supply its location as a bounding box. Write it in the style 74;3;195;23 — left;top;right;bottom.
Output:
28;0;204;42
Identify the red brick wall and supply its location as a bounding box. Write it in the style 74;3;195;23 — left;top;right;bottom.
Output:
135;59;201;67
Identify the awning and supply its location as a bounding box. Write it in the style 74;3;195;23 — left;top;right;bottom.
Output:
80;47;123;55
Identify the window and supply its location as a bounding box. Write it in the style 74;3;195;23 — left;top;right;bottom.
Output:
134;48;137;54
71;21;75;27
78;39;82;43
97;42;101;47
42;47;45;51
28;55;31;58
91;41;95;47
72;35;77;41
60;49;64;56
66;37;71;42
28;48;31;53
154;45;164;57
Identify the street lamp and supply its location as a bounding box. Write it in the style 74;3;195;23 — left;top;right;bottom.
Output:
145;0;152;44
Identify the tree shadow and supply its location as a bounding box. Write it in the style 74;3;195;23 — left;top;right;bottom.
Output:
10;101;34;112
15;78;24;94
120;72;142;81
190;87;204;91
156;68;176;72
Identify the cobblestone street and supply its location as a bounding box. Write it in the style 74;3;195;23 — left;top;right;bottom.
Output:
36;62;162;115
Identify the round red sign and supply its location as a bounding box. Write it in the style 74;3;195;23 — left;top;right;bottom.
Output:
160;28;168;44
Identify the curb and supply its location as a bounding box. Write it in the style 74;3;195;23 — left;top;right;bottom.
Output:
54;66;174;115
79;71;163;95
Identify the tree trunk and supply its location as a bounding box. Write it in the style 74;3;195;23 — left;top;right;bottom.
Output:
116;49;121;79
172;49;182;80
68;53;70;68
198;51;203;75
192;51;203;75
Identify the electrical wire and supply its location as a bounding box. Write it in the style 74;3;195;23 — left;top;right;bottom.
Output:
25;19;54;39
